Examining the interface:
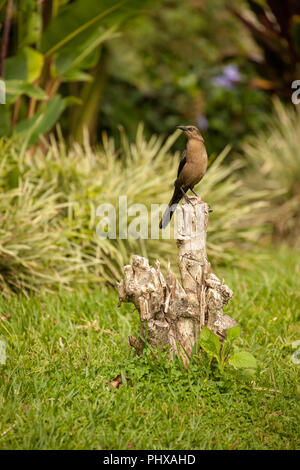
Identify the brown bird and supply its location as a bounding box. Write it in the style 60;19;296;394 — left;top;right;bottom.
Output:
159;125;208;229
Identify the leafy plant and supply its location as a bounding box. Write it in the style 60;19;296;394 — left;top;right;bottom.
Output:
199;325;257;375
242;99;300;244
0;0;153;143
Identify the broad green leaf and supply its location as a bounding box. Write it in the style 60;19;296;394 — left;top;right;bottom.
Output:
75;48;100;71
238;368;257;379
199;326;221;357
5;80;47;104
229;351;257;369
226;326;241;341
56;25;118;75
64;96;83;106
62;69;93;82
41;0;151;56
24;47;44;82
18;1;42;47
14;95;67;145
4;47;44;83
4;52;27;81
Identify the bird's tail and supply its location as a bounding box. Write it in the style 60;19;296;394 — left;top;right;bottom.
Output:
159;189;182;229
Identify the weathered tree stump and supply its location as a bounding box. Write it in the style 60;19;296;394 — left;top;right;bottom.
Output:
117;197;237;364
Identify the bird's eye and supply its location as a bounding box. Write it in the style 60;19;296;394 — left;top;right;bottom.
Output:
188;127;194;132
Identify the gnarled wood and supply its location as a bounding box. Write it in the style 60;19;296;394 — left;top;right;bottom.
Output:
117;197;237;363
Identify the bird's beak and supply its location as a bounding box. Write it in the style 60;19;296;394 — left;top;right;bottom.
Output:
176;126;188;132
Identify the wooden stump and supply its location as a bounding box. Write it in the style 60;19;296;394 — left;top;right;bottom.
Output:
117;197;237;363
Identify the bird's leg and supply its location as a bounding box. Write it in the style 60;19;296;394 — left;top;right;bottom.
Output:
189;187;200;198
190;186;213;212
180;186;192;204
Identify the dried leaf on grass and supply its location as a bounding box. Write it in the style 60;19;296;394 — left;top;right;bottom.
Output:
1;420;17;438
107;373;131;390
0;314;11;321
251;381;282;393
76;319;100;331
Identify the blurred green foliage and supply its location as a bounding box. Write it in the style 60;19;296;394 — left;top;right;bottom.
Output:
0;0;272;152
100;0;270;154
1;0;299;153
228;0;300;98
0;0;154;144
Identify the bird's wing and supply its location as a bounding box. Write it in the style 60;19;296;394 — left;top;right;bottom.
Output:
177;149;186;177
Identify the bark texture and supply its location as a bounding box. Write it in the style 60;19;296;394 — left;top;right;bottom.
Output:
117;197;237;363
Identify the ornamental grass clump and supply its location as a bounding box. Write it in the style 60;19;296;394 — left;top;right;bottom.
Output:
0;126;268;295
242;99;300;244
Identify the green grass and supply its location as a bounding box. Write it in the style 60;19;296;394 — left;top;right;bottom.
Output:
0;246;299;450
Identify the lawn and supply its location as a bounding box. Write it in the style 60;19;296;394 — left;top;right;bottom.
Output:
0;246;299;450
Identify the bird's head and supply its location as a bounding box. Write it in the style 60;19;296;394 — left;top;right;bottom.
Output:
176;125;204;142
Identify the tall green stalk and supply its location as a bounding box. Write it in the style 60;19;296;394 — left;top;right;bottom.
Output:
70;46;109;144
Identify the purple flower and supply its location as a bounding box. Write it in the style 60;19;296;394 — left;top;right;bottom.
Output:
223;65;241;83
196;115;209;130
212;64;241;89
212;76;234;89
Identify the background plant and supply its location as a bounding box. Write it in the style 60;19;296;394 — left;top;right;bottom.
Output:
242;99;300;245
0;0;153;144
0;127;268;295
0;0;273;153
227;0;300;99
